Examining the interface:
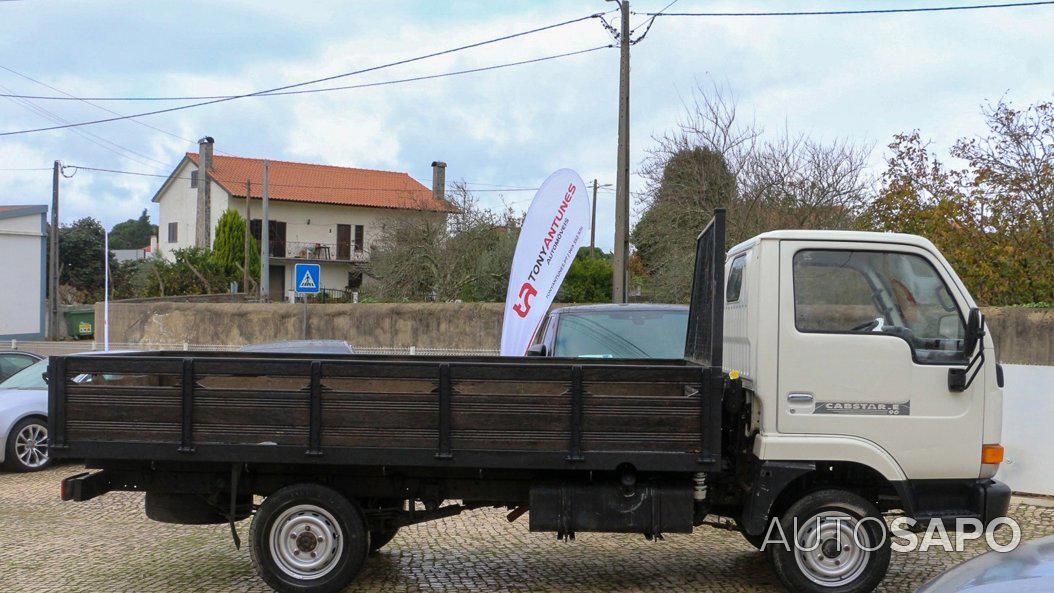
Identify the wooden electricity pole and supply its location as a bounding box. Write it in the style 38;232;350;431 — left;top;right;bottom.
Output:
612;0;630;303
244;180;251;295
260;160;270;302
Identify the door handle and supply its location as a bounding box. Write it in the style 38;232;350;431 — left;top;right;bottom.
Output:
787;393;814;403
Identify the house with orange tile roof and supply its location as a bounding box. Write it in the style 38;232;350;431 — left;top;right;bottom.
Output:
151;140;454;300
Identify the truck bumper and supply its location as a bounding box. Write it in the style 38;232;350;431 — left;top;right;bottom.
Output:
896;478;1011;527
61;471;111;502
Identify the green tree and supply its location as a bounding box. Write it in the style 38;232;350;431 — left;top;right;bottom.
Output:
633;147;738;302
108;209;156;250
559;248;613;303
210;208;260;282
58;217;113;302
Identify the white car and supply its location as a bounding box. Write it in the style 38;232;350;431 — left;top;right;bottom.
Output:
0;357;49;472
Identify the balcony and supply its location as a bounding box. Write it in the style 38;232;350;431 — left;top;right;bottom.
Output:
272;240;369;263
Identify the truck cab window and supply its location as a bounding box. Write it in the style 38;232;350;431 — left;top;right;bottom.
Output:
726;254;746;302
792;249;966;363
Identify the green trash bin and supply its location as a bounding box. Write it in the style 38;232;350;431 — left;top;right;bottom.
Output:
64;307;95;339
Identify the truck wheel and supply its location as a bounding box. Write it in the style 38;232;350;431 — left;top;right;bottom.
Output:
250;484;368;593
4;416;49;472
767;489;890;593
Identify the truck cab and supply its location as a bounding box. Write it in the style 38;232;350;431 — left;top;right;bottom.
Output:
723;229;1008;563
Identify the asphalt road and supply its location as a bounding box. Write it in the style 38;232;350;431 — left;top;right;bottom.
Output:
2;464;1052;592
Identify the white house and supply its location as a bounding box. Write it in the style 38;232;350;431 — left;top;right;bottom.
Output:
0;205;47;339
151;140;454;300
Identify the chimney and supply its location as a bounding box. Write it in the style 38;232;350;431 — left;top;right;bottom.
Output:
195;136;215;248
431;161;447;202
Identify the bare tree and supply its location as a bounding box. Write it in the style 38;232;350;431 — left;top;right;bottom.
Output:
633;82;873;301
366;183;520;301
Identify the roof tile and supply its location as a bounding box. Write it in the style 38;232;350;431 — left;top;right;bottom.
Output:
186;153;455;212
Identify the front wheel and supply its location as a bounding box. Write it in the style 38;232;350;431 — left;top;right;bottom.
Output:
767;489;890;593
250;483;369;593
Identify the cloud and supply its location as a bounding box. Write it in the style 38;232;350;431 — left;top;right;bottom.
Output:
1;0;1052;251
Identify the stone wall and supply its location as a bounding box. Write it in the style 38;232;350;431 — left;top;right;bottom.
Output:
95;301;505;350
92;301;1053;365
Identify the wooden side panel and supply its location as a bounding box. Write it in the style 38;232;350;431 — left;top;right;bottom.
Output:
58;354;708;464
322;377;437;450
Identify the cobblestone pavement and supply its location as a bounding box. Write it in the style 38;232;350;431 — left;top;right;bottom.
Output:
2;465;1052;593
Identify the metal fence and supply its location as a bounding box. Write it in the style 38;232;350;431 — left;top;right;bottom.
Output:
6;340;499;358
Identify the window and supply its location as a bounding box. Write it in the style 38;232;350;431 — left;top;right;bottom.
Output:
792;249;966;363
553;309;689;358
167;222;178;243
726;254;747;302
347;271;363;291
354;225;364;252
0;354;37;383
190;170;199;188
0;359;48;389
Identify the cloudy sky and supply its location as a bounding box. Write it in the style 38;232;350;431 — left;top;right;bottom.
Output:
1;0;1051;250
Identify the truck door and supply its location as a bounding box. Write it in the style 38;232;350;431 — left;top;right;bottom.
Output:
776;241;984;479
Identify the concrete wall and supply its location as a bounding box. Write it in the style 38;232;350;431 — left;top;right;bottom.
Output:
982;307;1054;366
96;301;504;350
0;208;46;339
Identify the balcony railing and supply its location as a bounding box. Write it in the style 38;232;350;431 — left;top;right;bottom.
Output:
275;240;369;263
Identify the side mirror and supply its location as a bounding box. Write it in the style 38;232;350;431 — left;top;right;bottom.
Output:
526;343;548;357
962;307;984;356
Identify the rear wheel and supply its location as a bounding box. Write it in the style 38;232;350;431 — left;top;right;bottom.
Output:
767;489;890;593
250;483;368;593
4;416;49;472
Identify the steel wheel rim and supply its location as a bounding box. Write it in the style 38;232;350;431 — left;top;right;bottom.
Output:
269;504;344;580
793;510;871;587
14;423;48;469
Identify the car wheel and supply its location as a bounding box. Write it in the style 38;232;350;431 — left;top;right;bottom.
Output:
5;416;49;472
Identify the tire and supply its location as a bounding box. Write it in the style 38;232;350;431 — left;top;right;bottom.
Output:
250;483;368;593
4;416;49;472
368;528;400;554
767;489;890;593
741;528;766;551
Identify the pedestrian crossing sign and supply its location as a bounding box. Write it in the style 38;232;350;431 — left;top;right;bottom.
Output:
294;263;321;294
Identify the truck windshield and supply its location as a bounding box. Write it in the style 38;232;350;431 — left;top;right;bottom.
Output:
554;310;689;359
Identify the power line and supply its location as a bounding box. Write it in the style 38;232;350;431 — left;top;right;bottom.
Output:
0;82;172;170
0;65;200;148
0;12;605;136
635;1;1054;17
0;46;611;102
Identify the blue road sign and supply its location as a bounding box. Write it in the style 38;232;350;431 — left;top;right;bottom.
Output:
294;263;321;294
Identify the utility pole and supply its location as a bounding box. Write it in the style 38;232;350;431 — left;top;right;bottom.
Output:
260;161;270;302
612;0;631;303
194;137;214;249
48;161;60;340
590;178;598;257
243;180;252;295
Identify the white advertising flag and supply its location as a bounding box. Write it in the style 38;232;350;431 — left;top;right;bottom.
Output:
500;169;591;356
